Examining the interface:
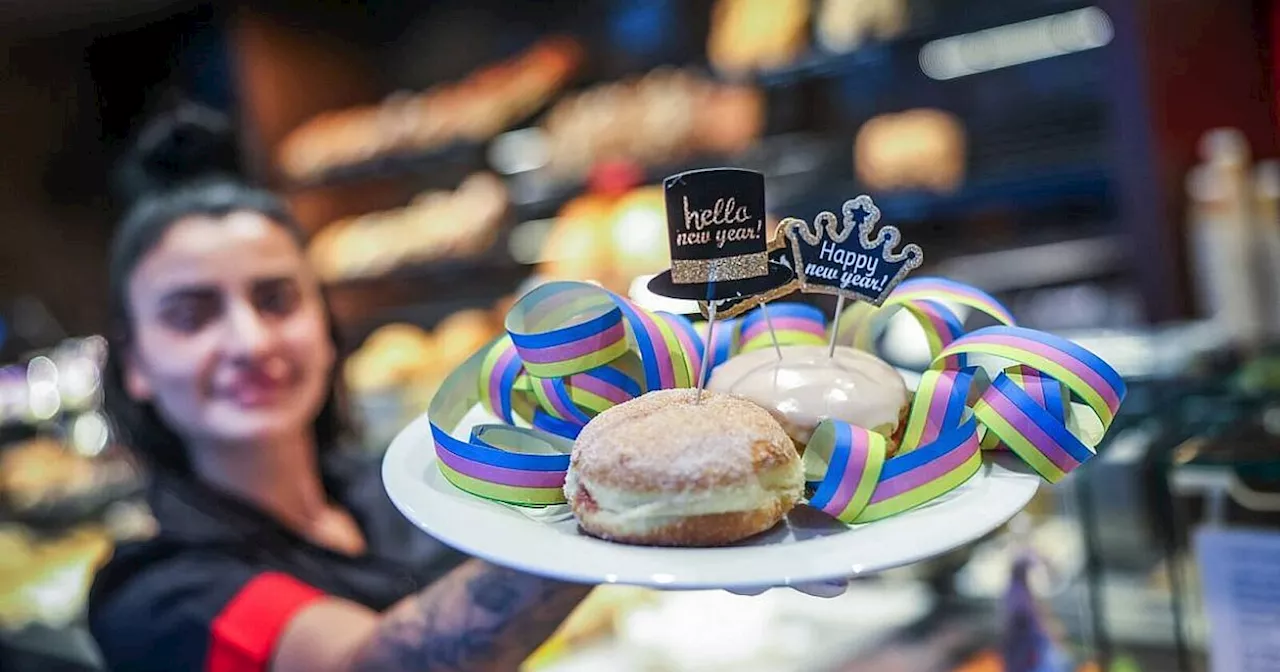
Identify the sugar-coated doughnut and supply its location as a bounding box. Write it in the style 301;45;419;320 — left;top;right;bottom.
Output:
565;389;803;547
706;345;910;453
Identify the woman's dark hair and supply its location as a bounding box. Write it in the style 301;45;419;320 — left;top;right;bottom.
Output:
103;102;347;476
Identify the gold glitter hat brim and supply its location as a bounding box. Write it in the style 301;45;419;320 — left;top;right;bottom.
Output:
646;257;797;302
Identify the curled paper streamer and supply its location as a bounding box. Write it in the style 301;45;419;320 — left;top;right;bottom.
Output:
942;326;1126;484
801;302;1124;523
431;281;699;505
842;275;1015;366
427;278;1125;527
804;368;984;524
739;303;826;353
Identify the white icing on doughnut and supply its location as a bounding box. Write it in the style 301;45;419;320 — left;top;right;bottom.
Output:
706;345;909;445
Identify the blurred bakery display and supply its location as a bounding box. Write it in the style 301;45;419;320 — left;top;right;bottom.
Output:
276;36;583;183
250;0;1123;359
0;336;106;429
0;525;113;631
537;68;765;181
707;0;810;78
0;335;145;531
307;172;509;282
534;184;669;294
855;108;967;195
522;581;942;672
344;310;504;449
0;500;154;644
0;438;138;521
707;0;910;79
1;0;1265;668
0;340;152;669
814;0;908;54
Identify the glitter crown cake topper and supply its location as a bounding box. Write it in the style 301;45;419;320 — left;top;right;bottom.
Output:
781;195;923;306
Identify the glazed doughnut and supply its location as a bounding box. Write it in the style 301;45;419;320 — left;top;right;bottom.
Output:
706;345;910;454
565;389;803;547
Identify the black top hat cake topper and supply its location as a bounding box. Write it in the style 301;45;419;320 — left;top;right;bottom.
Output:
781;195;923;307
647;167;795;302
648;167;799;400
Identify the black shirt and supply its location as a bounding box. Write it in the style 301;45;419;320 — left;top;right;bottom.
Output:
87;452;468;672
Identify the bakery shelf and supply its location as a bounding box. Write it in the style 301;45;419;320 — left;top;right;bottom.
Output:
508;131;846;222
275;139;489;194
778;161;1112;227
324;255;533;345
708;41;898;90
707;1;1109;90
0;477;143;534
507;139;1108;230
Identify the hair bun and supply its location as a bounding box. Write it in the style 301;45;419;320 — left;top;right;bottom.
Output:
114;102;241;206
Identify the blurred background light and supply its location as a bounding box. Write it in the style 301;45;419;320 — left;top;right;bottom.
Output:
919;6;1113;80
628;274;699;315
71;411;110;457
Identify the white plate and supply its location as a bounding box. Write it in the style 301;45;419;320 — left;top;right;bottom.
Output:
383;405;1042;590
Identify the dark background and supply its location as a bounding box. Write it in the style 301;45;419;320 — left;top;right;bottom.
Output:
0;0;1276;355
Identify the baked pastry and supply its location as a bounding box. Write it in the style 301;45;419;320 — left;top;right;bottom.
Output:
344;323;436;393
708;0;810;76
607;186;669;281
706;345;910;454
539;68;765;180
307;172;508;282
432;309;500;369
816;0;909;53
564;389;803;547
538;193;618;284
855;108;966;194
0;439;124;511
278;37;582;181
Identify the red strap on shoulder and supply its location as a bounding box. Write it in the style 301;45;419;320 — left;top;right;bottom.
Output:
206;572;325;672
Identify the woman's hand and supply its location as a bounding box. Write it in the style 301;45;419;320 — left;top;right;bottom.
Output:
272;560;591;672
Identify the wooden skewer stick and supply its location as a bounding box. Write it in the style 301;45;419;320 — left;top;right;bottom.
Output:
759;302;784;360
828;296;846;358
695;301;719;403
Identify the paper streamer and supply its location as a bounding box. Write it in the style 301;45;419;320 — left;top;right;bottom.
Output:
657;312;704;386
805;420;887;522
976;366;1066;451
896;367;983;456
427;278;1124;525
805;368;984;524
843;276;1016;366
739;302;827;353
506;283;630;379
938;326;1126;483
886;276;1017;326
430;345;575;505
430;281;698;505
479;335;530;425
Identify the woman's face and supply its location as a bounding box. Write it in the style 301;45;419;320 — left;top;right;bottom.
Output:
123;211;335;447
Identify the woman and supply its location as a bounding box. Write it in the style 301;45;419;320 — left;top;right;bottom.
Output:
88;106;592;672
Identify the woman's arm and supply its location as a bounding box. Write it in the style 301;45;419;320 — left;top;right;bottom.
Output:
274;559;592;672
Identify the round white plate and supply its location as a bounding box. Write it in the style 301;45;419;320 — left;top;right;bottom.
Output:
383;405;1042;590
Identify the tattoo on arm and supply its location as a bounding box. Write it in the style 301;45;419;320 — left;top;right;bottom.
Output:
349;560;592;672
